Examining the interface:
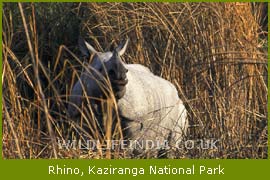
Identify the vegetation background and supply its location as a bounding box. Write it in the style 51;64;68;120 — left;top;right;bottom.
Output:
2;2;268;159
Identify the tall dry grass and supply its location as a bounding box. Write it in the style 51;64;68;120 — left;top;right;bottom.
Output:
2;2;268;159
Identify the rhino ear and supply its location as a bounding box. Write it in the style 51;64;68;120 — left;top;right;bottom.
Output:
78;37;97;57
117;38;129;56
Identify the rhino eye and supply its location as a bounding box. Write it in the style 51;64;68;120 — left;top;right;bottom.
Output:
97;67;103;72
108;69;116;77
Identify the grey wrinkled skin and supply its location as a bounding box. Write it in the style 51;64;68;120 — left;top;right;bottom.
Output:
118;64;187;144
68;38;188;157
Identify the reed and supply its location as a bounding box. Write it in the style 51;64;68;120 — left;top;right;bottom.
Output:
2;2;267;159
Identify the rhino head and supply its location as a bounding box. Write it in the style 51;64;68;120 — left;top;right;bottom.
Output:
78;37;129;99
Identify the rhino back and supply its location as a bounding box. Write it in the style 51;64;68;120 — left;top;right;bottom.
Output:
119;64;180;118
118;65;187;142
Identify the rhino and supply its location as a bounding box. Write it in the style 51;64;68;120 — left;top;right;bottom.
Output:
68;37;188;157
